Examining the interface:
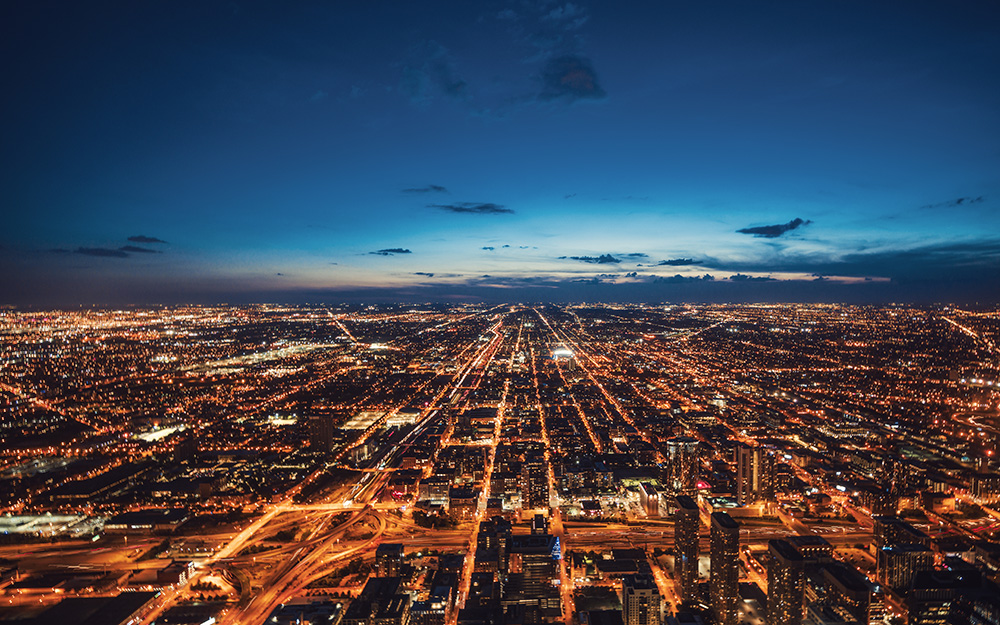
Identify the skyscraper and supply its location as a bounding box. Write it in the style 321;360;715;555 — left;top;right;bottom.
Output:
664;436;700;495
521;451;549;511
736;443;776;505
309;414;336;453
674;495;700;602
509;533;559;598
376;543;405;577
622;573;662;625
710;512;740;625
767;539;804;625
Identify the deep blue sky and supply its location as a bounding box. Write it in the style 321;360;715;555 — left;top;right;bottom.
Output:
3;1;999;305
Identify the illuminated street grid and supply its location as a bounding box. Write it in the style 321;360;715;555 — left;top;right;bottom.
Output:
1;304;999;624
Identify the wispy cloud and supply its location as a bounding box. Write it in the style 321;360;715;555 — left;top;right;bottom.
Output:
370;248;412;256
699;238;1000;284
540;55;606;101
920;196;985;210
401;41;468;105
119;245;161;254
403;185;448;194
482;246;495;251
413;272;435;277
653;274;716;283
128;235;167;244
542;2;588;29
728;273;776;282
737;218;812;238
656;258;697;266
75;247;128;258
560;254;621;264
430;202;513;214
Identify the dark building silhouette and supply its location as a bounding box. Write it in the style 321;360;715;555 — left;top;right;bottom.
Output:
710;512;740;625
521;452;549;511
674;495;700;602
376;543;404;577
309;414;337;453
767;539;804;625
341;576;410;625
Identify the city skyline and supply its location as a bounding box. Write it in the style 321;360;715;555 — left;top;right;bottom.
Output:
2;302;999;623
3;1;999;306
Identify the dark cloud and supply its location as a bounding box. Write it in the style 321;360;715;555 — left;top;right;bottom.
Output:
728;273;777;282
119;245;161;254
702;239;1000;285
920;196;985;209
565;254;620;264
564;193;577;199
502;244;511;248
656;258;697;266
413;272;435;277
49;248;71;254
75;247;129;258
482;246;495;251
127;235;167;244
737;218;812;238
624;253;648;258
275;273;284;276
539;55;606;101
430;202;513;214
370;248;412;256
653;274;716;283
402;185;448;194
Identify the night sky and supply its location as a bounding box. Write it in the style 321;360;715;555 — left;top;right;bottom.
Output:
3;1;999;306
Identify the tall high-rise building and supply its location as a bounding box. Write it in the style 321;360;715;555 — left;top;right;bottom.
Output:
531;513;549;535
521;452;549;511
622;573;662;625
478;516;512;575
309;414;336;453
735;443;754;505
640;482;663;518
710;512;740;625
674;495;700;602
767;539;804;625
509;533;558;597
375;543;405;577
759;448;776;501
664;437;700;495
736;443;776;505
823;562;883;625
877;544;934;592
